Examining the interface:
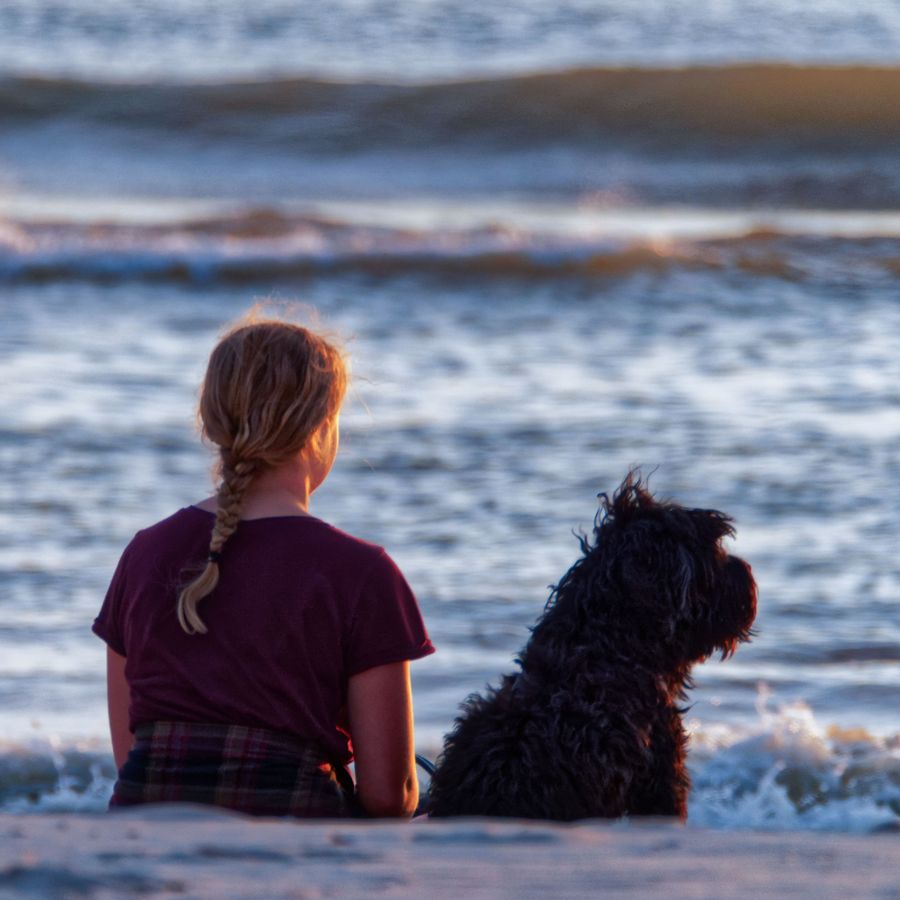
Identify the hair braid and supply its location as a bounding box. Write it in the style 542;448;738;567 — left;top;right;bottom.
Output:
176;457;259;634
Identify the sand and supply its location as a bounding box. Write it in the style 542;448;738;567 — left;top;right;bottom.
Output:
1;810;897;899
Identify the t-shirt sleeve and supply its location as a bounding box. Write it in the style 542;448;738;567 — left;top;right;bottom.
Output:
345;549;435;676
92;542;133;657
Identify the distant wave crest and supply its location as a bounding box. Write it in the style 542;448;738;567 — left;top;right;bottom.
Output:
1;208;899;283
4;65;900;149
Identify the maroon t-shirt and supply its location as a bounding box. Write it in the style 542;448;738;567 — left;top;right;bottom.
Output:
93;507;434;764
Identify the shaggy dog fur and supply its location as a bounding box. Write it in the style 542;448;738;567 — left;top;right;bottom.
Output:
427;473;757;821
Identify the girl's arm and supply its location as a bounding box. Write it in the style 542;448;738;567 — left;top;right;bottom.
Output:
107;647;133;771
347;660;419;817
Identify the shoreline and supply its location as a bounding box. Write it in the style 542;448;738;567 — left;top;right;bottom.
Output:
1;809;897;898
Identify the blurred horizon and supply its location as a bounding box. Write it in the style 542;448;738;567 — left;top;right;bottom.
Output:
3;0;900;81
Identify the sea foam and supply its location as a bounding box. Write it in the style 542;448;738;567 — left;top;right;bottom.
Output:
2;703;896;832
688;694;899;833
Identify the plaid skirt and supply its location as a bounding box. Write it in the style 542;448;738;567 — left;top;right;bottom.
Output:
111;721;358;818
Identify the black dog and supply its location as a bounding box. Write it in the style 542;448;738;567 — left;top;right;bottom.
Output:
427;473;757;821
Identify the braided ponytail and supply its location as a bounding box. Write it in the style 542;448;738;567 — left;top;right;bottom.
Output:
176;308;347;635
176;458;259;634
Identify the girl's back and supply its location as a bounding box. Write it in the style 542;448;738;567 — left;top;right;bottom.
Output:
95;507;432;765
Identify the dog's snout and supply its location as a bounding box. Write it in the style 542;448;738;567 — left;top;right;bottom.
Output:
727;554;753;580
726;554;757;626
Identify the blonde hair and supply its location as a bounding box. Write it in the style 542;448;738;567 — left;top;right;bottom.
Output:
177;309;347;634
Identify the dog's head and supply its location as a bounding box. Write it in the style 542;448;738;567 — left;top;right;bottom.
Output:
548;472;757;666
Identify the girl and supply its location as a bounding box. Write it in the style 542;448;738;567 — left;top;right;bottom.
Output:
93;309;434;818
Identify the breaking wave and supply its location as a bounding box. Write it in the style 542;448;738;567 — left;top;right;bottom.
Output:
0;738;116;814
2;207;899;283
688;700;900;834
2;704;897;832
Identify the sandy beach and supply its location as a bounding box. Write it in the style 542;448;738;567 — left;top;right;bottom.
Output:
1;809;897;899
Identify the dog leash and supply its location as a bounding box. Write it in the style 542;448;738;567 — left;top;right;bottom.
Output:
415;753;436;778
413;754;436;817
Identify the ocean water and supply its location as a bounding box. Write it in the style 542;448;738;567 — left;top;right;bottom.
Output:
0;1;898;832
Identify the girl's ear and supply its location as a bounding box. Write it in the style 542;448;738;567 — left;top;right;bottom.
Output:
304;415;340;491
311;414;339;455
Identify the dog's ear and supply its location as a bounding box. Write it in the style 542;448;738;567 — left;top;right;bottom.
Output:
608;519;698;623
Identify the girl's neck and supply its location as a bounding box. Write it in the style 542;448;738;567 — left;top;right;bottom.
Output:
197;459;318;520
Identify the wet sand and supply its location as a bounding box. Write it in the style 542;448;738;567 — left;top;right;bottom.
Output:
1;809;897;898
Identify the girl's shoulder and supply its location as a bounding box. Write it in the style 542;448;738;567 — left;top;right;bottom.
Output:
126;506;212;548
